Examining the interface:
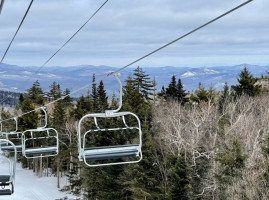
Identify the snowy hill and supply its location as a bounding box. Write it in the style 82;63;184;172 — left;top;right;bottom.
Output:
0;63;268;95
0;163;77;200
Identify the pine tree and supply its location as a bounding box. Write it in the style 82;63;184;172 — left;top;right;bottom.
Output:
218;82;230;114
177;78;188;105
123;76;150;121
215;140;247;198
18;97;38;130
27;80;44;105
19;93;24;104
195;83;208;102
152;77;157;105
91;73;98;112
110;92;119;110
123;122;162;200
130;66;154;99
168;154;192;200
63;88;73;106
166;75;177;100
49;81;62;100
97;80;108;112
121;76;161;199
158;85;166;98
231;67;261;97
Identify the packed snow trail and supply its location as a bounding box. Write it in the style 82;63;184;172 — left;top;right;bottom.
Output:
0;163;76;200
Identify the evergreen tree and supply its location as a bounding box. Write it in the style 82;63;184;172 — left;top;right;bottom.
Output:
123;122;162;200
49;81;62;100
97;80;108;112
166;75;177;100
110;92;119;110
152;77;157;105
63;88;73;106
168;154;192;200
27;80;44;105
91;73;98;112
74;95;92;120
218;82;230;114
195;83;208;102
19;93;24;104
177;78;188;105
158;85;167;98
215;140;247;198
231;67;261;97
130;66;154;99
123;76;150;121
121;76;161;199
18;97;38;130
207;84;216;102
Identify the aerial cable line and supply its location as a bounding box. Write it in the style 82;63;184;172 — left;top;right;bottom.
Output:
110;0;254;76
0;0;253;122
0;0;109;105
0;0;34;65
35;0;109;74
0;0;5;16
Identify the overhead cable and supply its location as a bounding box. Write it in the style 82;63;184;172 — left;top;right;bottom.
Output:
0;0;34;65
0;0;5;16
36;0;109;73
0;0;253;123
0;0;109;105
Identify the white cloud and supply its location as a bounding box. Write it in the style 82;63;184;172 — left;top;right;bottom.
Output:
0;0;268;67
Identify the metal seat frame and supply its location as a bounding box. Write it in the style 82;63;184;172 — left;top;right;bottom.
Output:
22;107;59;159
0;118;22;152
78;74;142;167
0;139;17;195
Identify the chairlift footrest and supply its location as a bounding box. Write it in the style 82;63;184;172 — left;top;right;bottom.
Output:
24;146;57;156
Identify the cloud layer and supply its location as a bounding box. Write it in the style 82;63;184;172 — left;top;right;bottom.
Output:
0;0;268;67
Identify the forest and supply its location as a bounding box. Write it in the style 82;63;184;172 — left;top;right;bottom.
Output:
1;66;269;200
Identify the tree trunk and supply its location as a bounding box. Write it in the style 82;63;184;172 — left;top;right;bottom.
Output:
39;156;43;177
46;157;49;177
57;160;61;188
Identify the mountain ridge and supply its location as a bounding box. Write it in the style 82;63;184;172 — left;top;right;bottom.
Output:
0;63;268;96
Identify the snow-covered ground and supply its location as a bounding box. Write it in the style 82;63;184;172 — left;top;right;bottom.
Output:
0;162;78;200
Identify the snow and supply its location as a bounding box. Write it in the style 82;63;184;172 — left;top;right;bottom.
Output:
0;162;78;200
203;68;219;74
181;71;197;78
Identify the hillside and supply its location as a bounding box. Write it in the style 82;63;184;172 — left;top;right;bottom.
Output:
0;63;268;96
0;91;21;106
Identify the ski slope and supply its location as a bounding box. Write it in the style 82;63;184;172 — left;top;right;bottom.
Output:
0;162;77;200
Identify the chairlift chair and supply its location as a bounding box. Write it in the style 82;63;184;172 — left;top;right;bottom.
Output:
0;139;17;195
0;118;22;152
22;107;59;158
78;74;142;167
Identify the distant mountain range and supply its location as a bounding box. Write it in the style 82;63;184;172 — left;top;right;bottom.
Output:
0;63;268;96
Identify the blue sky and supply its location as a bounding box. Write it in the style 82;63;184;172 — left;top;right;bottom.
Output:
0;0;268;68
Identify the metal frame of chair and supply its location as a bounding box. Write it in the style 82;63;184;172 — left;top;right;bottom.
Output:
22;107;59;158
0;139;17;195
78;74;142;167
0;118;22;152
